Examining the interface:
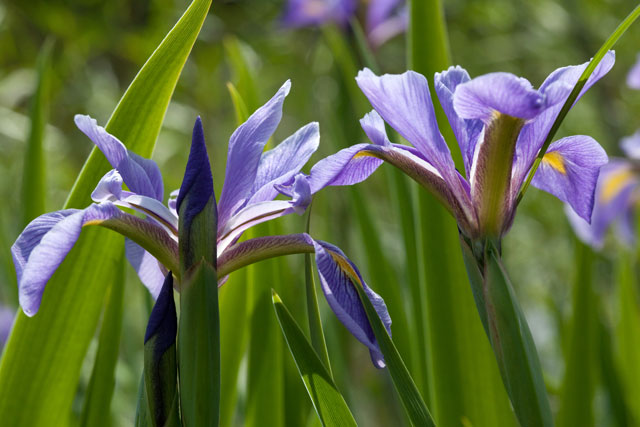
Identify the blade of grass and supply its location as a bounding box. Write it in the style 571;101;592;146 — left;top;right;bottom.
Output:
80;258;126;427
352;275;434;426
305;208;332;374
0;2;211;425
557;240;596;427
22;39;53;226
408;1;516;424
272;290;357;427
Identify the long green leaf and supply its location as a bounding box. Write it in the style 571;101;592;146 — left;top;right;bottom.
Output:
22;39;53;226
272;290;356;427
408;1;516;425
461;241;552;427
0;2;211;425
352;279;434;426
80;258;126;427
557;240;596;427
304;209;332;375
614;250;640;425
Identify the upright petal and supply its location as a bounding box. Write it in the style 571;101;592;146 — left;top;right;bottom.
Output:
531;135;608;222
74;115;164;200
246;122;320;206
453;73;546;122
355;69;457;179
217;81;291;227
360;110;392;147
434;66;484;176
312;240;391;368
125;239;166;299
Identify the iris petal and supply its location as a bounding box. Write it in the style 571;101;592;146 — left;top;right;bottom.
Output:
531;135;608;222
74;115;164;201
217;81;291;228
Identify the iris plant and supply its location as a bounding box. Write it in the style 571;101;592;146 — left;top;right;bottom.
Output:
283;0;407;47
567;130;640;248
301;53;614;246
11;81;391;368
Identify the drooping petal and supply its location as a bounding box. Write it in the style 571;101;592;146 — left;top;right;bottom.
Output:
282;0;357;27
512;51;616;191
620;130;640;160
355;69;457;179
434;66;484;177
307;143;476;235
74;115;164;201
246;122;320;206
531;135;608;222
312;240;391;368
218;175;312;254
453;73;546;122
565;160;638;248
125;239;166;299
12;204;116;316
627;53;640;89
217;81;290;227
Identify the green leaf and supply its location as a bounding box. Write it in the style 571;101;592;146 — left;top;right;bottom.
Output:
135;374;152;427
557;240;596;427
22;39;53;226
304;209;332;375
614;250;640;424
219;80;251;427
272;290;356;427
461;240;552;427
353;277;435;426
223;36;260;112
80;258;126;427
0;1;211;425
178;260;220;427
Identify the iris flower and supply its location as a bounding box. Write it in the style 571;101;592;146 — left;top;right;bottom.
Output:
297;54;614;241
11;82;391;367
282;0;407;47
566;131;640;248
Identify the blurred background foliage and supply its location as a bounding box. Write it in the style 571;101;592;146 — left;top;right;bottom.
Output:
1;0;640;425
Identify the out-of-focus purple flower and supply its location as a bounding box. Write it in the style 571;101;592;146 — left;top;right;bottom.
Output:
282;0;406;47
12;83;392;367
566;131;640;249
627;53;640;89
302;54;614;241
0;305;15;348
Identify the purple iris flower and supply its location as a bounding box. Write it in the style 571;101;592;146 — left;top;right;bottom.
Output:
298;54;614;240
627;53;640;89
282;0;407;47
566;131;640;249
11;81;391;368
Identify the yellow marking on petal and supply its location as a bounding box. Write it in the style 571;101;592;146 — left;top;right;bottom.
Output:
601;168;635;203
83;219;104;227
353;151;375;159
329;251;363;288
542;151;567;175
